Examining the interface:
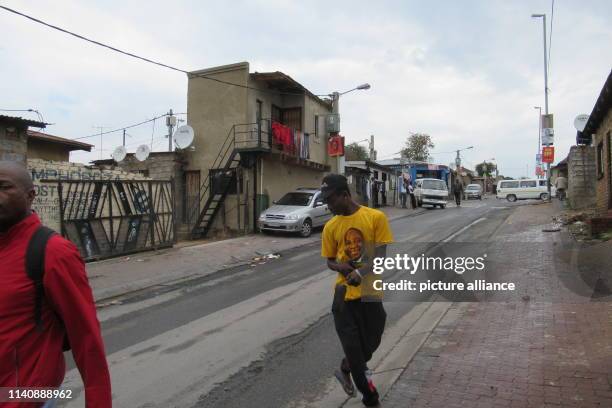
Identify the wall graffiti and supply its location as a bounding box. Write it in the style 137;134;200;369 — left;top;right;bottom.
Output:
28;159;147;232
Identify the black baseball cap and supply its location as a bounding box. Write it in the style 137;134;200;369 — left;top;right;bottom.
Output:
320;174;349;200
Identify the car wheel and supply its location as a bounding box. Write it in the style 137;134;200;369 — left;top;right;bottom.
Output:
299;219;312;238
261;229;273;235
417;199;422;207
441;204;446;209
479;196;482;200
540;193;549;200
507;194;517;202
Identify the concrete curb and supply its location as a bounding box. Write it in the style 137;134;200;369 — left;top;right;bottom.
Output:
304;301;452;408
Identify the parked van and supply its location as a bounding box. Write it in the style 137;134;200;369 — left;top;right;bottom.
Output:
414;178;449;208
496;179;555;202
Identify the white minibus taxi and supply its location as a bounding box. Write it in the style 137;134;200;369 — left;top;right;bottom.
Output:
496;179;555;202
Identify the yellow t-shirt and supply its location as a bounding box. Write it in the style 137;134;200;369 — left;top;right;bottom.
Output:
321;206;393;300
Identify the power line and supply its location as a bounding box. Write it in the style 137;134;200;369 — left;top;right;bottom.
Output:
73;114;167;140
0;5;321;98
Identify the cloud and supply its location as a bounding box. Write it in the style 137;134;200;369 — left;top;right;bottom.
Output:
0;0;610;177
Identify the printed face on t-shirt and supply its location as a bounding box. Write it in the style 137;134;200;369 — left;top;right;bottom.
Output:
344;228;364;261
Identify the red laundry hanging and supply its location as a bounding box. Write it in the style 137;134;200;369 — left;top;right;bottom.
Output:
272;121;293;150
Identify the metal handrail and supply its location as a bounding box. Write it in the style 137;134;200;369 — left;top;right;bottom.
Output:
188;129;235;225
186;119;273;229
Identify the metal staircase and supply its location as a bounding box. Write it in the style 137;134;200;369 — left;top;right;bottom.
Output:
188;120;271;239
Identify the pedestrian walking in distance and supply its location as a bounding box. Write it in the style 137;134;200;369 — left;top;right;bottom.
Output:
454;178;464;207
408;182;417;209
554;175;567;201
399;176;408;208
320;174;393;407
0;161;112;408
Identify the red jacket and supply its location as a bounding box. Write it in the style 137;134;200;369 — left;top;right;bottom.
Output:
0;213;111;407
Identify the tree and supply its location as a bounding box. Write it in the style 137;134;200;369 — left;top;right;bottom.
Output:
401;133;434;162
345;142;369;161
475;162;497;177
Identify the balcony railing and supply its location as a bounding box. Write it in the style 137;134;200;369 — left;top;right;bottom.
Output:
234;119;272;152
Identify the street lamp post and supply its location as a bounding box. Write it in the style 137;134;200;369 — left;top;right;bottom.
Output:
534;106;542;178
455;145;473;173
532;13;551;201
330;83;371;175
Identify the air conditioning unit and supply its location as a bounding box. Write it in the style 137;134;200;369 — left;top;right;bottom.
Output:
326;114;340;133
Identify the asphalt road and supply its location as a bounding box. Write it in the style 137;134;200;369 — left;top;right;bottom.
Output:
61;197;523;408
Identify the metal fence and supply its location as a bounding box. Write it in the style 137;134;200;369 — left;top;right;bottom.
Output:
58;179;175;261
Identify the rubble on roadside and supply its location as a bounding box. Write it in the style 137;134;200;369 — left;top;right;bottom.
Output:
552;209;599;241
552;209;597;226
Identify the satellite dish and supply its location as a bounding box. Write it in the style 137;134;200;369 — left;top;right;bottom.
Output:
111;146;127;162
174;125;195;149
135;144;151;161
574;114;589;132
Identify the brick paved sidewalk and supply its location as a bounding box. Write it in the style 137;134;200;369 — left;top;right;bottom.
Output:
383;203;612;408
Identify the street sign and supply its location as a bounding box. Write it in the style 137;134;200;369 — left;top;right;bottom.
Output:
328;135;344;157
542;128;554;145
326;114;340;133
536;166;544;176
542;146;554;163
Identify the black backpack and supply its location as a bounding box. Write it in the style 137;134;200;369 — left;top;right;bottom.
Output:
25;226;71;351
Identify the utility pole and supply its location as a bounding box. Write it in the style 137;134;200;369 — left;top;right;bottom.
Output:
534;106;542;179
93;125;107;160
532;13;551;200
369;134;376;161
166;109;176;152
455;150;462;172
482;160;489;195
122;129;126;147
329;84;370;175
330;93;344;174
542;15;551;200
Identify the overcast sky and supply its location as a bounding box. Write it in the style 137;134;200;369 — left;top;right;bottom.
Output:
2;0;611;178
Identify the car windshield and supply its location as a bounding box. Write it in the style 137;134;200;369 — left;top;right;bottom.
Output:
422;180;447;190
466;185;480;190
276;192;313;206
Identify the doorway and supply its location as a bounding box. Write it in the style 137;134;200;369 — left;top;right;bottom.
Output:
184;170;200;224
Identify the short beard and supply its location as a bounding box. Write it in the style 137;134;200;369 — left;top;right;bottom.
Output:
0;209;31;233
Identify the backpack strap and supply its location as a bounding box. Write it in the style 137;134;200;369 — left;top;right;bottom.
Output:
25;226;56;332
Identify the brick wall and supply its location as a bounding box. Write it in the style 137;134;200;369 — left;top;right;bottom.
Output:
27;158;149;232
0;125;28;163
593;110;612;215
567;145;597;210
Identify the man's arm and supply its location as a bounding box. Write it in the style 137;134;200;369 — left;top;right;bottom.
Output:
44;237;112;408
345;245;387;285
327;258;354;277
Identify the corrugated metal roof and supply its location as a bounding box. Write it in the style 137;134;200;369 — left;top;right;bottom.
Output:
0;114;46;128
250;71;332;108
583;69;612;136
27;130;93;152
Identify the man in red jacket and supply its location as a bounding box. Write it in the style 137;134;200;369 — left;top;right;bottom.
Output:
0;161;112;407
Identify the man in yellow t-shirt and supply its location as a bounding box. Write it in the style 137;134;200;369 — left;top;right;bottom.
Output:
320;174;393;407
